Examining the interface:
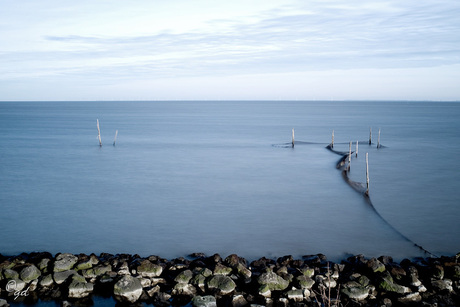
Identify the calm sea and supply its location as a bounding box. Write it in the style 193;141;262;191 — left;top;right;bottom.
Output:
1;101;459;265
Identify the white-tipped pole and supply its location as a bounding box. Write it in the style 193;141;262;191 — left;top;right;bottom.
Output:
331;130;334;148
369;127;372;145
292;128;295;148
377;128;381;148
348;141;352;170
113;130;118;146
356;140;359;157
366;152;369;194
97;119;102;146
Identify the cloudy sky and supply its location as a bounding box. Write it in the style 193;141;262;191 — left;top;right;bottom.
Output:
1;0;459;101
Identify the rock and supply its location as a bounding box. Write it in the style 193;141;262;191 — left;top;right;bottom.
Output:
152;292;172;306
397;292;422;304
431;279;453;292
296;275;315;289
3;269;19;280
146;285;160;297
213;263;232;276
38;274;54;288
113;275;143;303
367;258;386;273
231;294;248;307
172;282;197;296
341;285;369;301
0;298;9;307
235;262;252;280
53;270;77;285
137;260;163;278
299;267;315;278
38;258;50;273
68;274;94;298
174;269;193;283
75;259;93;271
378;272;411;294
286;288;304;302
20;264;41;282
257;271;289;291
207;275;236;295
258;284;271;298
191;295;217;307
53;254;78;272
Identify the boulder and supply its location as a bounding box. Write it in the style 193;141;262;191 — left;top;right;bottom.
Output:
38;274;54;288
367;258;386;273
113;275;143;303
232;294;248;307
53;254;78;272
378;272;410;294
296;275;315;289
341;285;369;301
20;264;41;282
286;288;304;302
397;292;422;304
3;269;19;280
207;275;236;295
258;271;289;291
67;274;94;298
191;295;217;307
172;282;197;296
53;270;77;285
174;269;193;283
136;260;163;278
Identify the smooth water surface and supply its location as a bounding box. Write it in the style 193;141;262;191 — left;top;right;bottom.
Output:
1;101;459;262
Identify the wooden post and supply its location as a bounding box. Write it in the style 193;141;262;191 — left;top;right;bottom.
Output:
348;141;352;170
356;140;358;157
292;128;295;148
366;152;369;194
97;119;102;146
377;128;381;148
113;130;118;146
331;130;334;148
369;127;372;145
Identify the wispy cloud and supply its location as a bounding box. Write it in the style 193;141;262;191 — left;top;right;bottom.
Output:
0;0;459;100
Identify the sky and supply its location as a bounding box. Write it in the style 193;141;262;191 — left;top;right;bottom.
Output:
1;0;459;101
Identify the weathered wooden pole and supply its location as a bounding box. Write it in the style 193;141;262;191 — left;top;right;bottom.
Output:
356;140;358;157
348;141;352;170
366;152;369;194
369;127;372;145
113;130;118;146
292;128;295;148
331;130;334;148
97;119;102;146
377;128;381;148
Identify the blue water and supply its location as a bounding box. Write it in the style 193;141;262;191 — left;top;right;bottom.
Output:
1;101;459;263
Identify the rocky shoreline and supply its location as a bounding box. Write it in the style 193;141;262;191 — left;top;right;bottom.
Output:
0;252;459;306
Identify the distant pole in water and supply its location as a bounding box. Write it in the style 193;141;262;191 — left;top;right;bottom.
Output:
113;130;118;146
331;130;334;148
356;140;359;157
366;152;370;195
97;119;102;147
377;128;381;148
369;127;372;145
348;141;352;170
292;128;295;148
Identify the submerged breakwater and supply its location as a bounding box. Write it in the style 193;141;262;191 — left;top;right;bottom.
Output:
1;251;459;306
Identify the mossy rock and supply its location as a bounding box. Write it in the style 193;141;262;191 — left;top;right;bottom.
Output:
175;269;193;283
341;286;369;301
3;268;19;280
296;275;315;289
257;271;289;291
137;260;163;278
207;275;236;295
20;264;41;282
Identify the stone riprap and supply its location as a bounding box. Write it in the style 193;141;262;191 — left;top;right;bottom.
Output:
0;252;459;306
